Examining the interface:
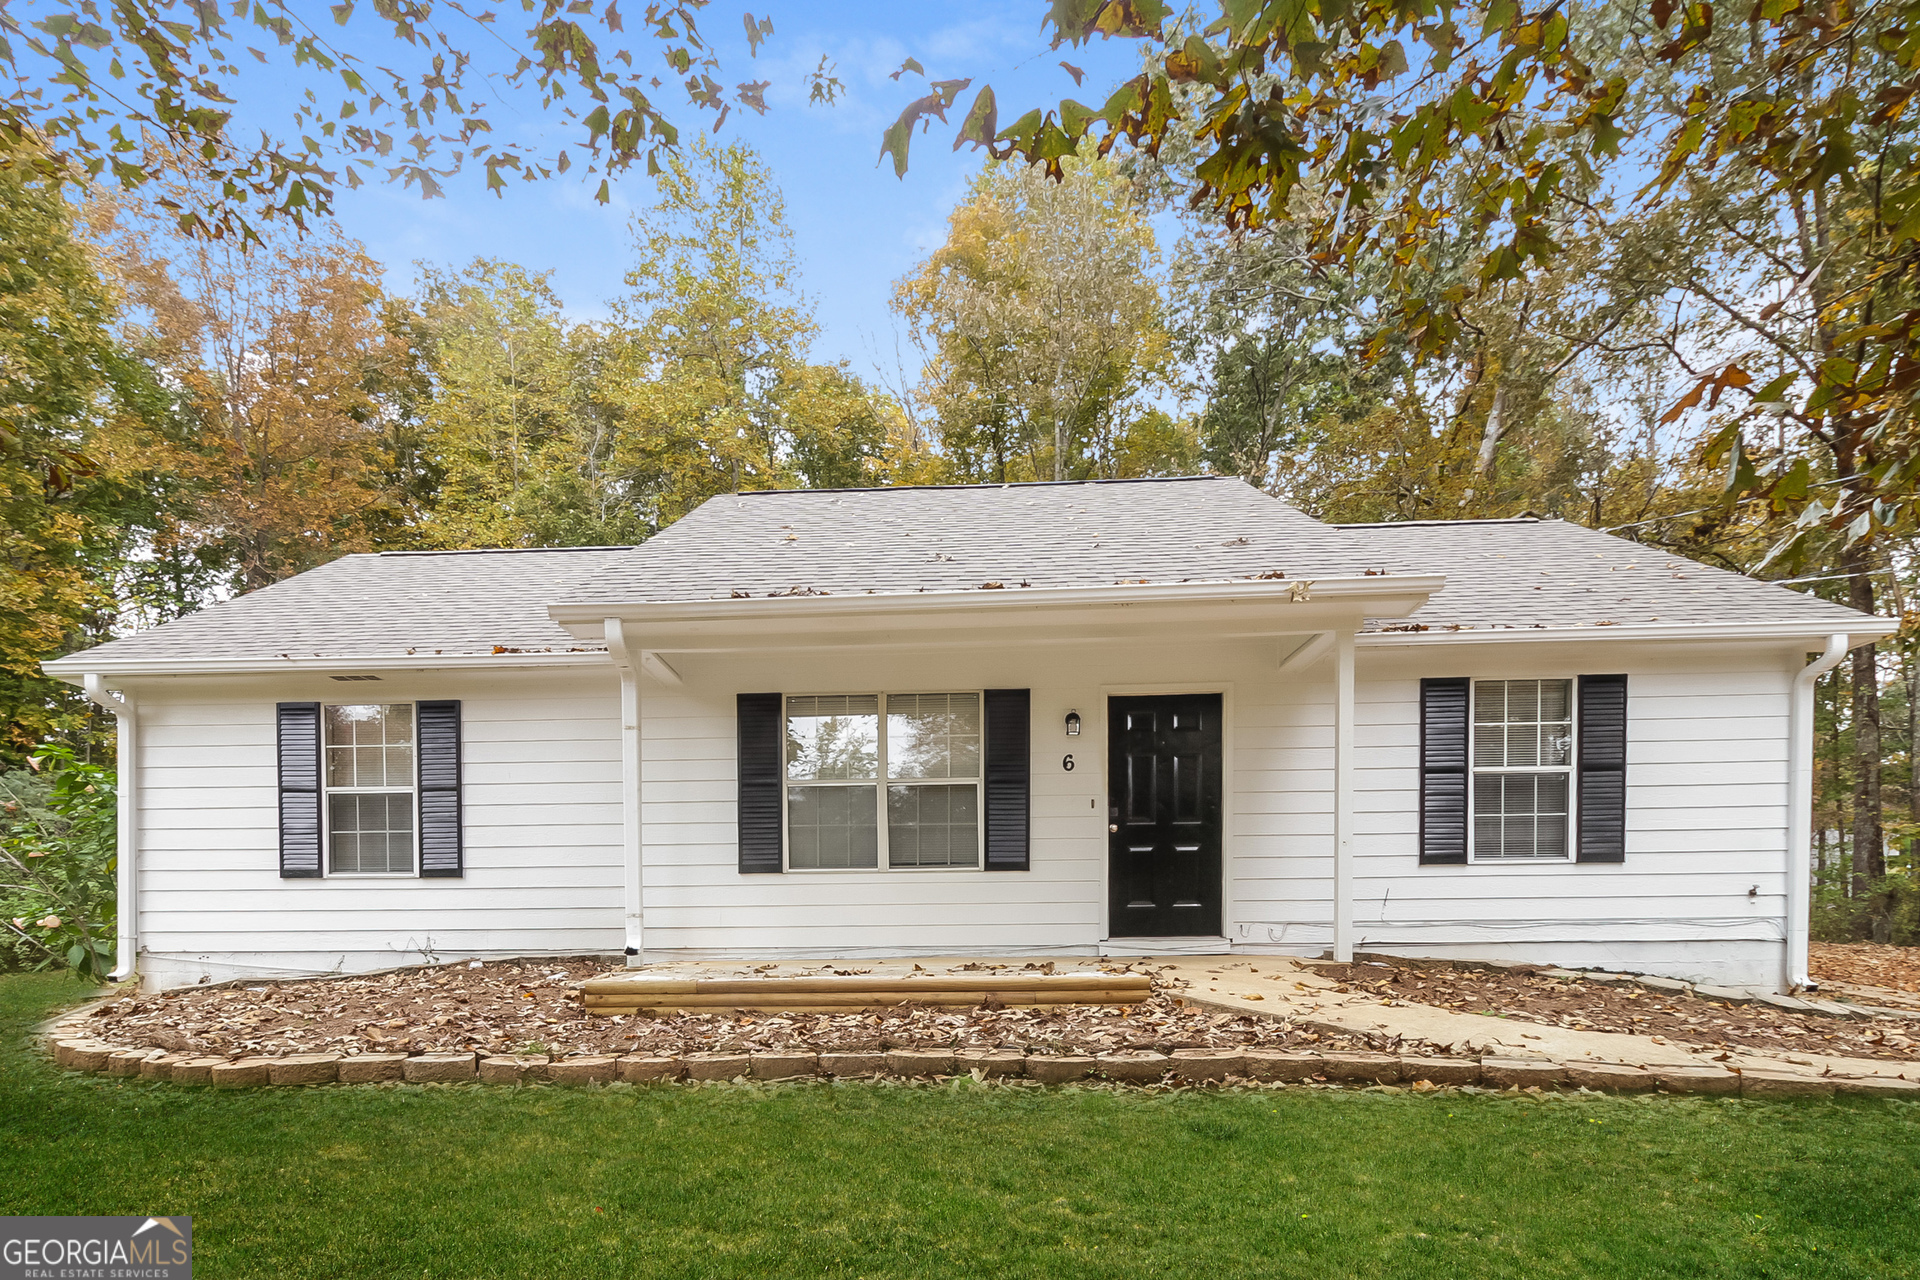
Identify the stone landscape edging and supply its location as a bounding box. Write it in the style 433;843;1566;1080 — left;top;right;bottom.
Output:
40;1035;1920;1098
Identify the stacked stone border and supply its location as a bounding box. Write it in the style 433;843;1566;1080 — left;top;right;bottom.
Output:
41;1037;1920;1098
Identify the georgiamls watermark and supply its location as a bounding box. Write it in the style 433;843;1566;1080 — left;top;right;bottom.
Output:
1;1217;191;1279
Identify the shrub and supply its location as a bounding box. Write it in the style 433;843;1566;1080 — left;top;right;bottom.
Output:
0;746;116;979
1810;869;1920;946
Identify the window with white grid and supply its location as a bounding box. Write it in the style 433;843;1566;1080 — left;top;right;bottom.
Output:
1471;679;1573;861
324;704;415;874
784;692;981;870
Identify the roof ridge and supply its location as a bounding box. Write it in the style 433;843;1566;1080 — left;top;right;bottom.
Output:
1335;517;1550;528
730;475;1238;498
376;546;637;557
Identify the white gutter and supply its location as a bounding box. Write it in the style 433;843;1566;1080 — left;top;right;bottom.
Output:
1358;618;1898;648
43;650;611;681
80;676;138;984
549;573;1448;628
604;619;644;967
1786;633;1851;992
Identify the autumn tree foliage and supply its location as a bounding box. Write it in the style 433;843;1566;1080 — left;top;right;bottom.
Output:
0;159;156;756
893;155;1181;483
101;186;407;592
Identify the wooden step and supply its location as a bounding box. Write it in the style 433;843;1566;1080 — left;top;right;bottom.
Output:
579;970;1154;1017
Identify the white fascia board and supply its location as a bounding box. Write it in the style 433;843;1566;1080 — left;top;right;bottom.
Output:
41;650;613;683
1355;618;1897;649
549;573;1447;633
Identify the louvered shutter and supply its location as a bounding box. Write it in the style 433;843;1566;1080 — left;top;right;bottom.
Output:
417;700;464;877
1419;678;1470;865
983;688;1031;871
277;702;322;879
1577;674;1628;863
737;693;784;873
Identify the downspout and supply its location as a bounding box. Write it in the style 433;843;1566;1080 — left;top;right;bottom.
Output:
604;619;645;967
81;675;138;983
1787;634;1849;992
1332;629;1357;963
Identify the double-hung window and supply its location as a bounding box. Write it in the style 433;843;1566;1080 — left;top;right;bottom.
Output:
1471;679;1574;861
784;692;981;870
324;703;416;874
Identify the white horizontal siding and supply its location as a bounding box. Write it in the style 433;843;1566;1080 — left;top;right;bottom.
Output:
132;668;623;986
1337;647;1796;984
127;630;1803;990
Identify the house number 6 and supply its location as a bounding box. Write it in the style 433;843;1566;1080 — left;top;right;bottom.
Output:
1062;754;1075;772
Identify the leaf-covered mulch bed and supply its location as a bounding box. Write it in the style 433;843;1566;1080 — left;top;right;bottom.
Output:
1314;960;1920;1061
78;959;1463;1062
1811;942;1920;1000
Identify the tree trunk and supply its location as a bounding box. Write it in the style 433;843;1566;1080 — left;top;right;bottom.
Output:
1845;546;1884;924
1474;384;1509;476
1909;636;1918;852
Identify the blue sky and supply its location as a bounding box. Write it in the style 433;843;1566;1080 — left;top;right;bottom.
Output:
302;2;1151;376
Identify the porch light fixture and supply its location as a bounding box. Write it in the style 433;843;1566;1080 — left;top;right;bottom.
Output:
1065;710;1081;737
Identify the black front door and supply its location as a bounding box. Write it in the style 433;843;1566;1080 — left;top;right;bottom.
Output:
1108;694;1223;938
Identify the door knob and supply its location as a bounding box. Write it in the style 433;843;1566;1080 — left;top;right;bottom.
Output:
1109;824;1119;833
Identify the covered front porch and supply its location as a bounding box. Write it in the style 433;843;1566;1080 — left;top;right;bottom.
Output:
551;571;1443;969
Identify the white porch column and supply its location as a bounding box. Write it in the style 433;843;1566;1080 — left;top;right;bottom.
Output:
1787;634;1849;991
605;618;644;967
83;675;138;983
1332;628;1356;963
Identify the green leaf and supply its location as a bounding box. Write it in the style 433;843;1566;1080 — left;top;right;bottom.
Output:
879;116;912;178
1774;457;1810;502
997;108;1044;146
955;85;997;151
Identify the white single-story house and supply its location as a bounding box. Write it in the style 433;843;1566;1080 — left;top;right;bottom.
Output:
47;476;1892;993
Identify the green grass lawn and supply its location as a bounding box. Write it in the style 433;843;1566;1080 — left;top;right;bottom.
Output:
3;973;1919;1279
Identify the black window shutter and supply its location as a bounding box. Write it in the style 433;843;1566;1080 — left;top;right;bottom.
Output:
417;700;464;878
983;688;1031;871
276;702;322;879
1577;675;1628;863
738;693;784;873
1419;678;1470;865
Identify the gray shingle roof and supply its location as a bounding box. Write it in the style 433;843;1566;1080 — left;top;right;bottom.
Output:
56;547;631;665
1341;517;1869;632
51;479;1881;670
556;476;1394;603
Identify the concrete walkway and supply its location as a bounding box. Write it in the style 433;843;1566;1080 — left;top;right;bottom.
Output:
1144;955;1920;1082
625;954;1920;1083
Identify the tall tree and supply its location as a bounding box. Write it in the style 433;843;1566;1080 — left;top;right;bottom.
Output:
882;0;1920;562
894;155;1173;483
99;180;408;592
0;160;157;760
407;259;645;549
615;136;908;519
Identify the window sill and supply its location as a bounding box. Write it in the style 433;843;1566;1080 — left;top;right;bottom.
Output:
780;866;985;874
323;872;421;880
1463;858;1577;866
